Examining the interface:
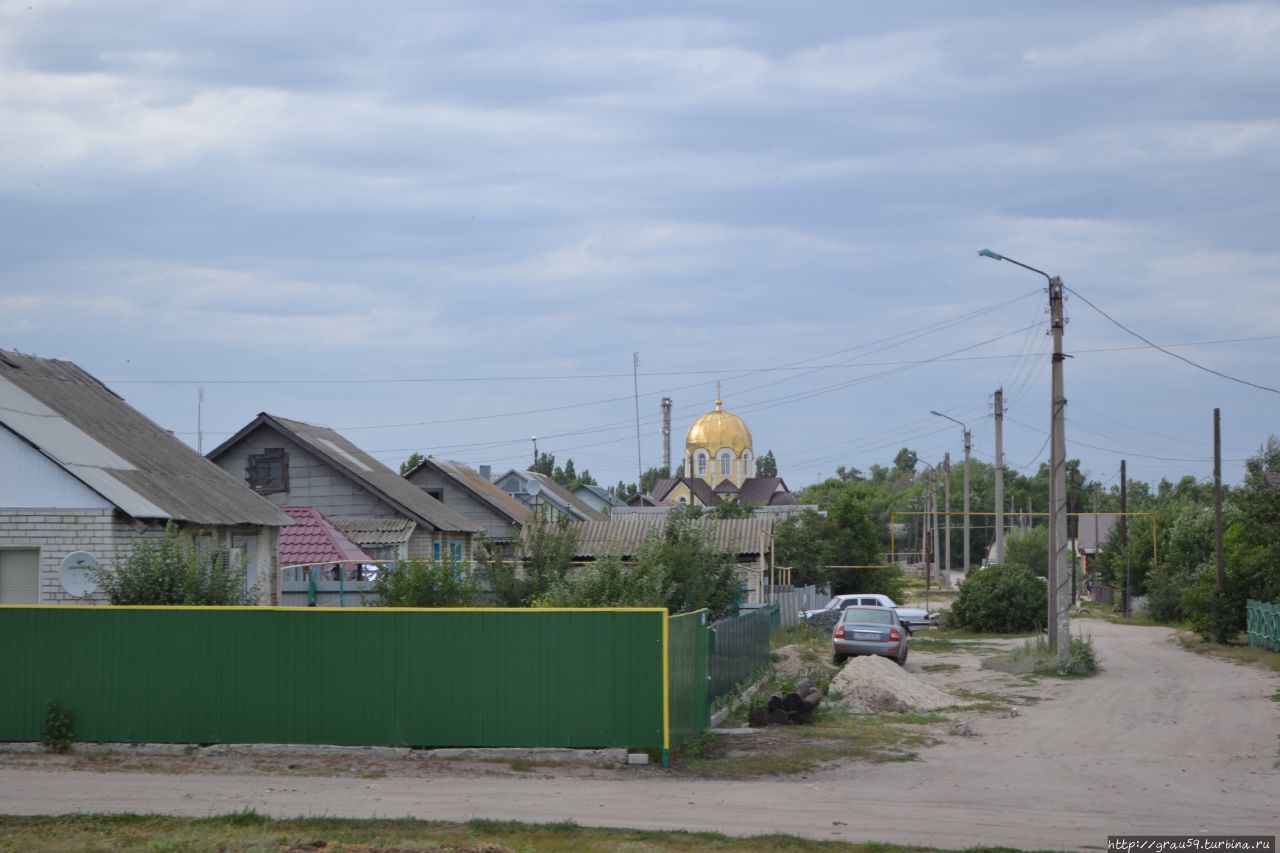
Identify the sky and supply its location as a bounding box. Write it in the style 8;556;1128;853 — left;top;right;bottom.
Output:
2;0;1277;493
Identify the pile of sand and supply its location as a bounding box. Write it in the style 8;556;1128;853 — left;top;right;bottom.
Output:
830;655;956;714
772;644;836;680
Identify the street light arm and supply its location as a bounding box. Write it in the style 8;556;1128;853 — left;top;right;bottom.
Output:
930;410;968;431
978;248;1051;283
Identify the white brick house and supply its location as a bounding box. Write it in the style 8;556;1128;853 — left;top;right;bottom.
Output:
0;349;293;605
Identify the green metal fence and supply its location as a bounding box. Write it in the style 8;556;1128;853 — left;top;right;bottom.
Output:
707;606;773;702
1246;599;1280;651
0;606;666;749
666;610;710;752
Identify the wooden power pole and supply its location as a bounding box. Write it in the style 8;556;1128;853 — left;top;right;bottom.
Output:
1214;408;1226;593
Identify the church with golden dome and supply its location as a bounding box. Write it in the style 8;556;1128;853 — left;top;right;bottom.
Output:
648;386;795;509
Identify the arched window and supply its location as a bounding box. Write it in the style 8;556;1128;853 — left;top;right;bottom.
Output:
719;452;732;477
695;451;708;476
677;496;687;506
742;451;752;478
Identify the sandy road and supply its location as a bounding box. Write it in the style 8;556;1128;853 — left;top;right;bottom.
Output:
2;620;1277;850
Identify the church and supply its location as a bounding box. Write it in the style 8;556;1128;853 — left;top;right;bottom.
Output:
648;388;796;509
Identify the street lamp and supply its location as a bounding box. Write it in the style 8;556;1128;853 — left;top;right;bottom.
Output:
930;411;971;578
979;248;1070;666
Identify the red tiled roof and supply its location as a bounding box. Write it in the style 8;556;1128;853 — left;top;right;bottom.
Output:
279;506;373;567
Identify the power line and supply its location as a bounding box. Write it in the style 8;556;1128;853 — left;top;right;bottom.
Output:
1065;286;1280;395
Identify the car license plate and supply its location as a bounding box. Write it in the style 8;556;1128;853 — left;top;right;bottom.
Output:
853;631;880;640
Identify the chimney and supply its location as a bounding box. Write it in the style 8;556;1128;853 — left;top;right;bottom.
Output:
479;464;492;481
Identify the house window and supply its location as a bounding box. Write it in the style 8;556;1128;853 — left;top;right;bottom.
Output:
677;496;687;506
432;541;442;562
719;452;732;477
449;540;463;563
247;448;288;494
425;488;445;503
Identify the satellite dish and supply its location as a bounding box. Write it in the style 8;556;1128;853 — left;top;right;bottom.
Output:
60;551;100;598
525;478;542;496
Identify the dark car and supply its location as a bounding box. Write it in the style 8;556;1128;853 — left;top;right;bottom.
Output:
832;606;908;666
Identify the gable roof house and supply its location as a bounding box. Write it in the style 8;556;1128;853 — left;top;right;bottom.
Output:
402;458;530;551
648;476;797;510
572;483;626;515
207;414;479;567
0;349;293;606
492;469;606;523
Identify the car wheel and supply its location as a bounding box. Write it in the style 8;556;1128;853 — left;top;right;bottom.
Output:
832;653;846;665
897;648;908;667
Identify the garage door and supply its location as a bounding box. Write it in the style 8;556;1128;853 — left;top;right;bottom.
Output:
0;549;39;603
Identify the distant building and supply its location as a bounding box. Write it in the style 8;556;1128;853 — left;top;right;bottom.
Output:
572;483;626;515
402;457;530;550
645;389;795;509
0;349;291;605
492;469;605;523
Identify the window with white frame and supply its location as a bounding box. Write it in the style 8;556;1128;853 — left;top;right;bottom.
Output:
719;452;732;477
742;451;752;477
695;451;708;476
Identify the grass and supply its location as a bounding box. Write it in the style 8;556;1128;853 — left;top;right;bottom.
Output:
0;813;1035;852
674;708;943;777
1176;631;1280;674
920;663;960;673
981;636;1099;678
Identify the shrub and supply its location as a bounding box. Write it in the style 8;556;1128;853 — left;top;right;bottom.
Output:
91;522;255;606
42;698;73;754
948;563;1047;633
543;555;672;608
371;557;477;607
1183;579;1241;644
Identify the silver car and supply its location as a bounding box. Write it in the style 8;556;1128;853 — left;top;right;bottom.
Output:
832;606;908;666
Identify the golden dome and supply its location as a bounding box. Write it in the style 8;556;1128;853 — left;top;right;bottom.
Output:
686;394;752;455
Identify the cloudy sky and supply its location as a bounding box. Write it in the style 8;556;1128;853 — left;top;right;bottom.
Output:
2;1;1277;492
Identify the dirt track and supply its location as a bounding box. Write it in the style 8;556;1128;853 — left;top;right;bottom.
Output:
2;620;1277;850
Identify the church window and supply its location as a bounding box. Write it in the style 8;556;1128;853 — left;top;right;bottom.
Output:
742;451;752;477
719;452;731;477
695;451;708;476
677;496;687;506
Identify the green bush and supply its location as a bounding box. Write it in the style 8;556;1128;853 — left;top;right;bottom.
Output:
91;522;255;606
42;698;73;754
1183;579;1241;644
371;557;477;607
948;563;1047;633
543;555;671;608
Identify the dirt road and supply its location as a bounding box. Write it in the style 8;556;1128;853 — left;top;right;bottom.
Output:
2;620;1276;850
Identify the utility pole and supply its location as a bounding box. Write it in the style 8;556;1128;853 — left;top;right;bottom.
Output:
531;436;538;470
962;426;971;574
632;353;643;484
994;388;1005;566
943;453;952;578
1120;460;1129;618
661;397;673;476
197;386;205;454
931;467;941;590
1048;273;1070;665
1214;408;1226;593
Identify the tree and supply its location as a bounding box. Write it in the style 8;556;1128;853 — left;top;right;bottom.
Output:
774;509;835;590
530;451;556;476
641;507;738;618
756;450;777;478
478;516;578;606
949;564;1047;633
544;554;671;608
607;466;667;502
708;497;753;519
399;452;425;476
90;522;255;606
893;448;918;473
371;556;477;607
1003;527;1049;578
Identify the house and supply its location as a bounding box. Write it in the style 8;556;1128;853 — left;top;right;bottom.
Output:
492;469;605;522
402;458;530;551
207;414;479;565
1076;513;1121;573
0;348;293;605
572;483;626;515
649;476;797;509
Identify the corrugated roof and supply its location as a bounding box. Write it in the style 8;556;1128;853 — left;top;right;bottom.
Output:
329;516;417;546
279;507;373;566
209;414;478;534
571;515;774;559
410;457;531;525
0;349;292;526
574;483;626;508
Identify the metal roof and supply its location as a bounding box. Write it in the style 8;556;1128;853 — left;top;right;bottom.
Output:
209;414;479;534
0;349;292;526
1077;513;1122;552
280;507;373;566
571;515;774;559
